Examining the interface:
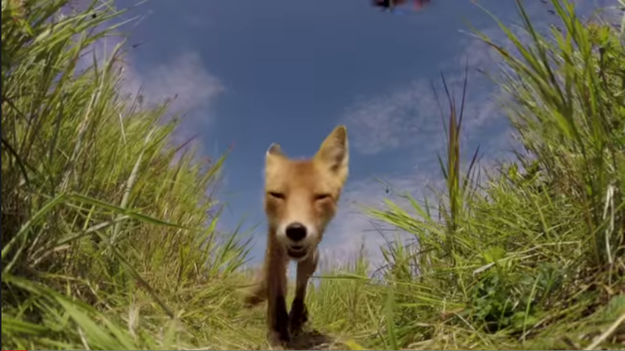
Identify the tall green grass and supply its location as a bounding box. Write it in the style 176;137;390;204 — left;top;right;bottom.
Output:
1;0;252;349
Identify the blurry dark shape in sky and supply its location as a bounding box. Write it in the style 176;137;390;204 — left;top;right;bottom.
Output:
372;0;432;12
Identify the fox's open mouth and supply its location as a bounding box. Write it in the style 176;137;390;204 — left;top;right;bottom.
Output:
287;245;307;259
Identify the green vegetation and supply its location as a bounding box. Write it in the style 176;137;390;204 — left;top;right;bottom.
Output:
2;0;624;349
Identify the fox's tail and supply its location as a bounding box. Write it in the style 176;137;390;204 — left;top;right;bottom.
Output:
243;271;267;307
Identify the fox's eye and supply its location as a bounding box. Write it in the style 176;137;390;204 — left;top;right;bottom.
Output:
315;194;331;201
268;192;285;199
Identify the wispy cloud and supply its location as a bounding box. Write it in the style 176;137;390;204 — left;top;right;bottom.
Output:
121;51;224;141
341;70;508;162
78;31;224;151
340;79;441;155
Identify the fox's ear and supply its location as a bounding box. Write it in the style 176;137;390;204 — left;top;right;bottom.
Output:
266;143;284;158
265;143;285;171
315;125;349;178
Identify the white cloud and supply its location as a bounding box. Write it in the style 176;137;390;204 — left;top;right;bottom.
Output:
340;71;507;170
340;79;442;155
77;33;224;150
121;52;224;132
123;53;223;113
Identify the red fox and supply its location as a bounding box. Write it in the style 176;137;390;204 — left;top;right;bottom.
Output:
244;125;349;346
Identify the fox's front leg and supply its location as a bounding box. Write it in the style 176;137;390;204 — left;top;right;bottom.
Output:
289;250;318;336
266;248;290;345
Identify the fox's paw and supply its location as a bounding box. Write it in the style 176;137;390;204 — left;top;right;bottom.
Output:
268;297;291;347
288;300;309;336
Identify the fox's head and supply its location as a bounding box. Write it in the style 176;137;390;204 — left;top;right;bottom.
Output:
264;125;349;261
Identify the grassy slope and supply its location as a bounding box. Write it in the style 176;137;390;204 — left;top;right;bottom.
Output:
2;0;624;350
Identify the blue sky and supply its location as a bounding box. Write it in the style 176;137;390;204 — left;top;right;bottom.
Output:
107;0;615;266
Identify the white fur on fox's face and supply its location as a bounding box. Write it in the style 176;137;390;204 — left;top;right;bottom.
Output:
276;221;318;261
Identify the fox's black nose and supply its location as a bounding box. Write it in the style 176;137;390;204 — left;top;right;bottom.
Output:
285;222;307;242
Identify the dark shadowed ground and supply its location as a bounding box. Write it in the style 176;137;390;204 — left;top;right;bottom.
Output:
287;329;338;350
